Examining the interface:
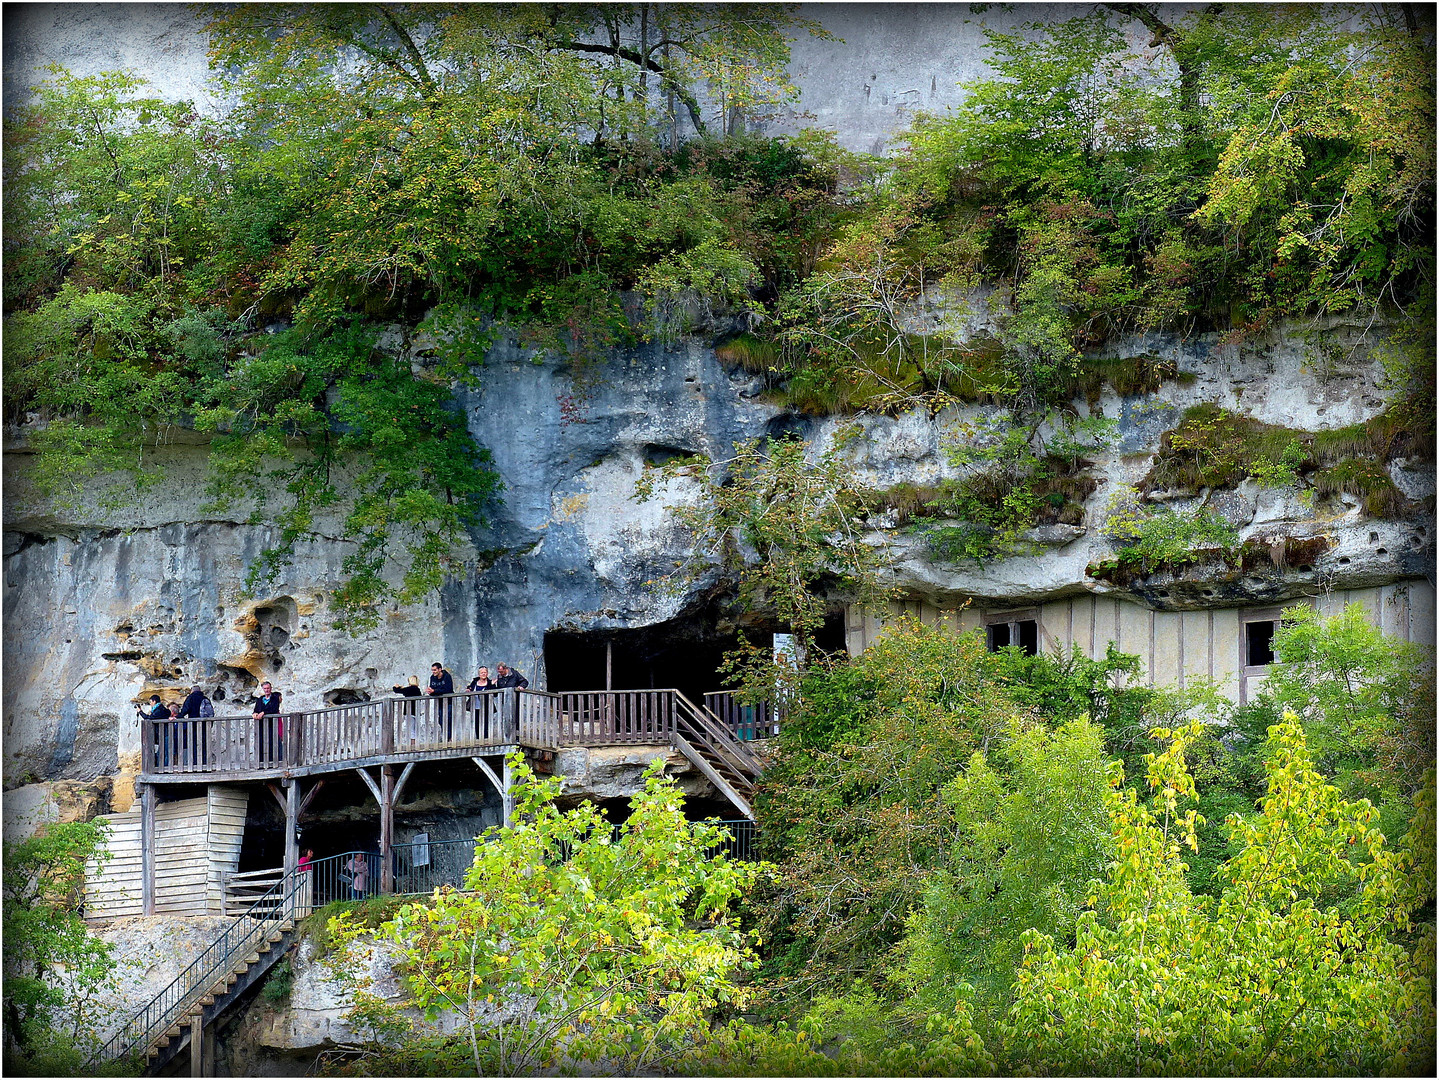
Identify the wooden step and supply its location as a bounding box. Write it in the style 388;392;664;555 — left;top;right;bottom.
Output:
267;930;284;943
198;995;215;1006
165;1024;182;1039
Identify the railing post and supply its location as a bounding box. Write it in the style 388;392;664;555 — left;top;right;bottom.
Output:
289;712;305;767
381;698;394;755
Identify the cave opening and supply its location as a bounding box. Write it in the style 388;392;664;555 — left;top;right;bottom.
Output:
544;608;846;704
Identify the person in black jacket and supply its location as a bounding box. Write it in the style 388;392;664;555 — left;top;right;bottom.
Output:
177;685;210;766
426;663;455;739
493;663;529;690
393;675;422;743
138;695;169;767
252;681;283;763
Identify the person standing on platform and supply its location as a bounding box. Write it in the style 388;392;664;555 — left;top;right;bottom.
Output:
467;666;497;739
344;851;369;900
139;695;169;768
493;663;529;731
426;662;455;739
178;684;211;766
493;663;529;690
393;675;422;743
252;681;283;764
297;847;315;915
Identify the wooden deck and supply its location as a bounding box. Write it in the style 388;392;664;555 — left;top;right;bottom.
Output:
138;688;757;784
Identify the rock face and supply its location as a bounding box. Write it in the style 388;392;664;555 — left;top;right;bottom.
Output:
5;316;1432;799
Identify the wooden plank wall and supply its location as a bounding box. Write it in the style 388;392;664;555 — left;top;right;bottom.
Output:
85;812;144;920
151;797;212;916
206;787;248;914
86;790;250;919
844;578;1435;704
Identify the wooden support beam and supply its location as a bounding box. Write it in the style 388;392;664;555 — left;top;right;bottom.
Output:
283;778;299;882
472;757;512;829
379;765;395;895
266;782;287;812
202;1022;215;1077
393;762;415;804
354;767;382;805
140;783;156;916
190;1015;203;1077
297;778;326;818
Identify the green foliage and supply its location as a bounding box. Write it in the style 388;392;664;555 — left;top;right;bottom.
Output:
1258;603;1435;829
4;12;845;626
1001;718;1435;1075
898;717;1114;1020
772;4;1434;416
1100;486;1240;571
2;821;117;1073
753;622;1022;995
260;958;294;1005
635;434;892;680
326;756;766;1076
910;412;1106;562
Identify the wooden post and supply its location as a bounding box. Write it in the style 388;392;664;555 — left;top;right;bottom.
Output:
379;764;394;895
289;711;305;767
202;1023;215;1077
190;1016;203;1077
140;783;156;916
283;778;298;882
380;698;394;754
605;640;613;691
502;754;512;829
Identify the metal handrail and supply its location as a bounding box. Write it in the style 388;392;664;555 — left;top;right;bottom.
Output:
93;850;343;1065
92;843;486;1065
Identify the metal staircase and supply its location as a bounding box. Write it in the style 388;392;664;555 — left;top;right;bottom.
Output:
93;865;308;1073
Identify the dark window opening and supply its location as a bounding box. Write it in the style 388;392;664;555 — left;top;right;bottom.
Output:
1246;620;1276;666
1017;619;1038;655
987;619;1038;656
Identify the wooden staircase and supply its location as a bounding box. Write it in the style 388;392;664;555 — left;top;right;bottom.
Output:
144;919;295;1074
671;692;763;819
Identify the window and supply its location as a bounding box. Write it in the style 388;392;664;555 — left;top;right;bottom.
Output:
986;615;1039;656
1245;619;1276;666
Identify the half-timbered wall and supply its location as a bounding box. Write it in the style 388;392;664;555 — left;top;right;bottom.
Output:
845;579;1435;704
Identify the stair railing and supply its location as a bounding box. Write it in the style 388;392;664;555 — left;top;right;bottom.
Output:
671;691;763;784
93;850;343;1066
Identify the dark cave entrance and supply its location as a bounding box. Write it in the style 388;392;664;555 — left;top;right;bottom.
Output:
543;608;847;703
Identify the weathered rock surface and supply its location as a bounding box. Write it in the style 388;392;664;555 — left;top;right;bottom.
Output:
4;319;1433;794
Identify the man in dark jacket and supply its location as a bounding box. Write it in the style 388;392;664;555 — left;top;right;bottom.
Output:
252;681;283;763
426;663;455;739
139;695;169;767
177;685;210;766
493;663;529;690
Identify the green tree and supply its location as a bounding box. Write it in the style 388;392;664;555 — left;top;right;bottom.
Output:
1002;718;1434;1075
325;757;765;1076
2;821;117;1075
898;716;1114;1022
635;433;891;694
1254;602;1435;838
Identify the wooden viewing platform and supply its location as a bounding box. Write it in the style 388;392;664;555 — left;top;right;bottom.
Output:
138;687;765;815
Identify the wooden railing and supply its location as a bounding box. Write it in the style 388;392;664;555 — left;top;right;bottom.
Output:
143;690;521;774
704;691;784;741
142;688;769;781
